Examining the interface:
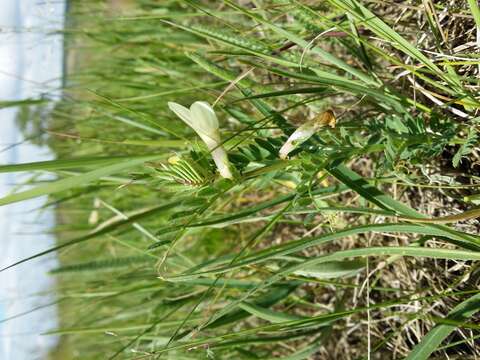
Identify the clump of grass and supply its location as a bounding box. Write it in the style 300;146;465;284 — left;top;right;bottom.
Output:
2;1;480;359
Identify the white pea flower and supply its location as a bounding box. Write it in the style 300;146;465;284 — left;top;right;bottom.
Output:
168;101;233;179
279;110;336;160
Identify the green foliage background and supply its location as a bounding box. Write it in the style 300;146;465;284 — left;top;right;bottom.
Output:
3;0;480;359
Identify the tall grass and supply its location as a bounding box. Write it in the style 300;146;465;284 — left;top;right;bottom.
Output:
2;1;480;359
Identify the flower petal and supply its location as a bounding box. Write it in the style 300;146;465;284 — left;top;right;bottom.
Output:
278;111;335;160
279;123;316;159
211;147;233;179
190;101;219;134
168;102;193;128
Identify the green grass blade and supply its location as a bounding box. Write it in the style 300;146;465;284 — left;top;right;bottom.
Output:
0;155;162;173
170;223;477;281
405;292;480;360
224;0;379;86
0;155;162;206
238;302;304;323
326;162;480;247
467;0;480;40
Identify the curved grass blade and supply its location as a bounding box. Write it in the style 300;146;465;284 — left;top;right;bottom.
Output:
326;162;480;247
0;155;162;206
152;289;480;356
238;301;304;323
171;223;479;281
291;259;366;279
400;207;480;224
196;247;480;332
0;155;161;173
224;0;379;87
405;292;480;360
231;86;330;101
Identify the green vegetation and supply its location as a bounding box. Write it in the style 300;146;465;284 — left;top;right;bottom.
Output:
3;0;480;358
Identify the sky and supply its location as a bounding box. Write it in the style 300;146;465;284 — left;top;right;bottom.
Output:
0;1;65;359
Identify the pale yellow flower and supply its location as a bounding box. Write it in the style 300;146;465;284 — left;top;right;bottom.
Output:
279;110;336;159
168;101;233;179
